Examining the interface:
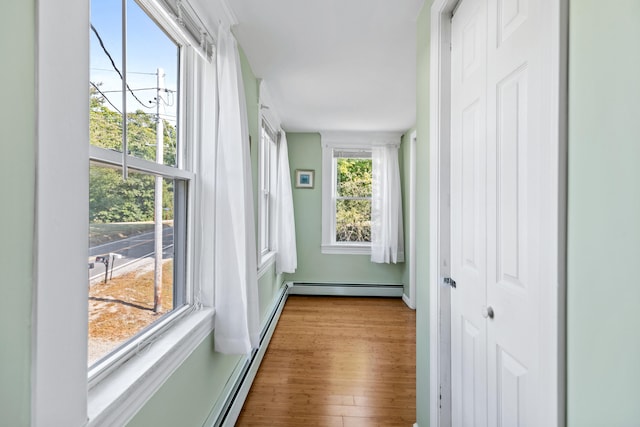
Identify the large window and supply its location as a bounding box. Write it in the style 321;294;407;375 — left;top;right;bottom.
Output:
258;118;278;263
89;0;190;377
322;144;373;254
33;0;217;423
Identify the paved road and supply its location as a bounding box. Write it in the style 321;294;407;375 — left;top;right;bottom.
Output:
89;225;174;282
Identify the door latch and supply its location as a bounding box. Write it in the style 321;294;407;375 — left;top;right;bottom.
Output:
444;277;456;288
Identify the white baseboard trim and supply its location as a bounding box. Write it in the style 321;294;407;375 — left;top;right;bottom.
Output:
288;282;403;297
402;293;416;310
203;283;289;427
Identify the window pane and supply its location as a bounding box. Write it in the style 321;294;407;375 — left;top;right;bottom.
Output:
88;164;179;366
126;0;179;166
336;199;371;242
336;158;372;198
90;0;123;151
89;0;179;167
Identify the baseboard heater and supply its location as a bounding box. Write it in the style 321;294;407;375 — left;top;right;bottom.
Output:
288;282;404;297
204;283;289;427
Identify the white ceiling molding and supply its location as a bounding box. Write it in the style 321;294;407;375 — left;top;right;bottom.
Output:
321;131;402;148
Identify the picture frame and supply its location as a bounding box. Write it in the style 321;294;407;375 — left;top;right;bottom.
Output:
295;169;315;188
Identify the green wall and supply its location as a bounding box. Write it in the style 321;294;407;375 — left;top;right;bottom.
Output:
0;2;36;426
127;334;241;426
239;47;261;234
567;2;640;425
128;43;284;427
284;132;405;285
238;46;286;319
401;128;416;300
415;3;432;426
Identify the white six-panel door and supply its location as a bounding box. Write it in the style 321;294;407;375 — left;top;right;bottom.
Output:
451;0;544;425
450;0;488;426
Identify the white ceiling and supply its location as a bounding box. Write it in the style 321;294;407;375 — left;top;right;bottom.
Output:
209;0;424;133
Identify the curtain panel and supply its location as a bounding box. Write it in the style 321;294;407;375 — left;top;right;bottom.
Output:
213;25;260;354
371;144;405;264
195;50;216;307
275;132;297;274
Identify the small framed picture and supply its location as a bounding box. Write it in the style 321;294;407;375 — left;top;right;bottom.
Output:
295;169;315;188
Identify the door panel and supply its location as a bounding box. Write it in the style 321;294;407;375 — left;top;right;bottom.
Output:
486;0;541;425
461;317;482;426
496;346;528;427
450;0;488;426
461;101;481;272
495;65;528;291
497;0;528;46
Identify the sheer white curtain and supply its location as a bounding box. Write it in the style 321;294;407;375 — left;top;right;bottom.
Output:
259;80;297;274
371;144;405;264
195;50;216;307
214;25;260;354
275;132;297;274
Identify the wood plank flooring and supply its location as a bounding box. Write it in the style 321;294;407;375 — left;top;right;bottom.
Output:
236;296;416;426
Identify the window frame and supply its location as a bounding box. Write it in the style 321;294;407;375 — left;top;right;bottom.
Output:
258;116;279;268
32;0;219;425
320;132;402;255
334;152;373;244
321;143;373;255
87;0;194;387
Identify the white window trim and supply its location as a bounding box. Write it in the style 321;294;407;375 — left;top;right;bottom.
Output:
257;116;278;267
87;308;214;426
32;1;221;425
320;132;401;256
257;251;277;278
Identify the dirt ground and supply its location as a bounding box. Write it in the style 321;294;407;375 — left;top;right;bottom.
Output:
88;260;173;366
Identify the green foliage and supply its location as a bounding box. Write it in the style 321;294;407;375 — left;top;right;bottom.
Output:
89;87;176;224
336;158;372;242
90;86;177;166
337;158;372;197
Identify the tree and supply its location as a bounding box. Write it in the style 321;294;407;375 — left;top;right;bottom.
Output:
89;86;176;223
335;158;372;242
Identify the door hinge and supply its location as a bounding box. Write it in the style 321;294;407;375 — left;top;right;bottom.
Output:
444;277;456;288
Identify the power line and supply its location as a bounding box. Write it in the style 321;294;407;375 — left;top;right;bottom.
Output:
90;81;122;115
91;82;178;123
96;87;176;94
90;24;152;109
91;67;156;76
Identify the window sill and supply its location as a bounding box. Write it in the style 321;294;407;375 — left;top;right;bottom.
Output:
321;244;371;255
258;251;276;279
87;307;215;427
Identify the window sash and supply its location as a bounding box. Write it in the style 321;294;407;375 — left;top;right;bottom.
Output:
329;152;373;247
258;118;278;258
90;146;194;180
87;159;192;383
88;0;195;385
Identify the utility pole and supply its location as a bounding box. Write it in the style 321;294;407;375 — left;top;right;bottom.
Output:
154;68;165;313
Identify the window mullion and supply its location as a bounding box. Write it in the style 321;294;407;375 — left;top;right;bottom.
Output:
121;0;128;180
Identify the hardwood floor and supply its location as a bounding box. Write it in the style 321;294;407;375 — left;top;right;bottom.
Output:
236;296;416;426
